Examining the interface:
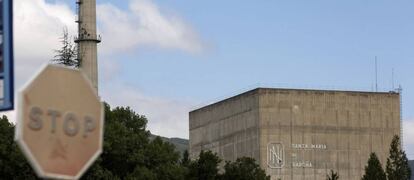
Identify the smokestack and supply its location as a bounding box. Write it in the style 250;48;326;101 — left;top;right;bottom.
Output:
75;0;100;92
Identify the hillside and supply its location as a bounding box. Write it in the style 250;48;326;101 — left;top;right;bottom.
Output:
150;134;189;156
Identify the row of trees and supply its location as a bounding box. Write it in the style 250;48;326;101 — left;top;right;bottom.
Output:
361;135;411;180
0;103;269;180
2;102;410;180
183;150;269;180
2;106;412;180
327;135;411;180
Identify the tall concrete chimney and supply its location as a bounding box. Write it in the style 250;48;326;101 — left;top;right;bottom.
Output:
75;0;100;92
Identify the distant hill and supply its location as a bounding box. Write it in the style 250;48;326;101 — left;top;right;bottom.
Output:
410;160;414;180
150;134;189;156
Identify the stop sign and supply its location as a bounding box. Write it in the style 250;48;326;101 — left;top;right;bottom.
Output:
15;65;104;179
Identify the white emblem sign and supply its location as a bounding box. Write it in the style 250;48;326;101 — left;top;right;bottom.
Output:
267;143;284;168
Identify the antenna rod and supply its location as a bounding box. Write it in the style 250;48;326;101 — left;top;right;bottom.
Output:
375;56;378;92
392;68;395;90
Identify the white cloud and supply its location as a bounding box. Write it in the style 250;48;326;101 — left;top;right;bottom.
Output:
12;0;206;88
14;0;76;88
12;0;205;89
99;58;121;82
1;0;203;139
101;82;196;138
97;0;205;54
0;111;16;124
404;120;414;145
0;0;77;123
95;0;203;138
403;120;414;159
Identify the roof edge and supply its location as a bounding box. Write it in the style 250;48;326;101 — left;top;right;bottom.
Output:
190;87;400;113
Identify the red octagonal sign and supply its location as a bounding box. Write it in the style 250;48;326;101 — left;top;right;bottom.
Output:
15;65;104;179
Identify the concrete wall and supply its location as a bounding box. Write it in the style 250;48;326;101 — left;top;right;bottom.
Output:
189;88;400;180
258;89;400;180
189;90;261;162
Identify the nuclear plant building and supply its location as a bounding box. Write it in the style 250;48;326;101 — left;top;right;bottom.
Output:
189;88;401;180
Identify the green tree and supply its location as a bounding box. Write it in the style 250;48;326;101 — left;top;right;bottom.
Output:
0;103;185;179
0;104;273;180
81;157;119;180
52;27;79;67
220;157;270;180
326;170;339;180
386;135;411;180
180;150;191;179
144;136;184;180
362;152;386;180
187;150;221;180
82;103;184;179
181;150;191;167
0;115;38;179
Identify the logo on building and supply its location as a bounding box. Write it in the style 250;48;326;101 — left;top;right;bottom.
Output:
267;143;284;168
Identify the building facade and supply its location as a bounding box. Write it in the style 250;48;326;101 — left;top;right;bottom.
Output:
189;88;400;180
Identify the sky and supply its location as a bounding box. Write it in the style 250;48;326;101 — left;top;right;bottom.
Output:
1;0;413;158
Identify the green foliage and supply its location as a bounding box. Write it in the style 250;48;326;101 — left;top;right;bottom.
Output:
362;152;386;180
181;150;191;167
82;103;184;179
0;104;270;180
326;170;339;180
144;137;184;180
125;166;156;180
187;150;221;180
52;27;79;67
81;157;119;180
185;151;269;180
386;135;411;180
0;116;38;179
220;157;270;180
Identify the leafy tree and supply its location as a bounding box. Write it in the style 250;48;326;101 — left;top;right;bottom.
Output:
326;170;339;180
220;157;270;180
0;103;185;179
181;150;191;167
125;166;156;180
386;135;411;180
362;152;386;180
0;115;38;179
144;136;184;180
180;150;191;179
187;150;221;180
81;157;119;180
82;103;184;179
0;104;272;180
51;27;78;67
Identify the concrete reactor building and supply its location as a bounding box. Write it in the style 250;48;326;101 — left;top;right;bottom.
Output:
189;88;401;180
